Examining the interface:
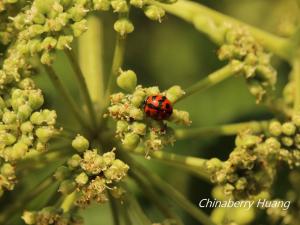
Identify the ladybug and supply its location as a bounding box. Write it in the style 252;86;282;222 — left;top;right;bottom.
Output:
144;95;173;120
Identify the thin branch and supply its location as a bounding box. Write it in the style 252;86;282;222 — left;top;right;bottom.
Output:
43;65;91;133
123;146;210;181
108;193;121;225
64;49;98;132
126;156;216;225
130;172;184;225
176;62;242;103
175;120;270;140
152;0;292;61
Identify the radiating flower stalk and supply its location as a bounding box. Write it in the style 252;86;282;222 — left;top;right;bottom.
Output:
1;0;300;225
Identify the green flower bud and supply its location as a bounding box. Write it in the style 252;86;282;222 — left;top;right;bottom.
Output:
41;37;57;51
111;0;128;12
144;5;165;22
281;137;294;147
75;172;89;186
28;90;44;110
103;151;116;167
131;89;145;107
53;166;71;180
18;78;36;90
34;0;55;14
117;70;137;93
11;142;28;160
116;120;128;133
30;112;43;125
56;35;73;50
265;137;281;150
93;0;110;10
28;25;45;37
130;122;146;135
67;154;82;169
104;159;129;181
169;109;191;125
166;85;185;103
72;20;88;37
130;0;144;8
114;19;134;36
36;141;46;152
59;180;76;195
268;121;282;137
292;113;300;127
17;104;33;121
294;134;300;149
36;127;56;143
145;86;160;96
40;51;55;65
282;122;296;136
22;211;37;225
0;133;17;146
122;133;140;150
2;111;17;124
28;39;42;55
72;135;89;152
129;107;143;120
1;163;15;177
68;5;88;22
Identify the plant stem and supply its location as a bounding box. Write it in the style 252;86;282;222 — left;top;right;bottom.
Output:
108;192;121;225
176;62;242;103
0;177;55;224
293;57;300;114
152;0;292;61
65;49;98;132
61;191;77;212
79;15;105;106
175;120;269;140
43;65;90;133
104;35;126;104
130;172;184;225
124;186;152;225
127;157;216;225
123;146;210;180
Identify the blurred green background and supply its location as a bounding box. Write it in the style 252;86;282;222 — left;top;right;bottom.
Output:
10;0;297;224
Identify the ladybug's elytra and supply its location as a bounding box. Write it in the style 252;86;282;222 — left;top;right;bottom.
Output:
144;95;173;120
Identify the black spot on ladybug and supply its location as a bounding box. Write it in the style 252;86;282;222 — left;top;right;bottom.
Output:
165;104;170;109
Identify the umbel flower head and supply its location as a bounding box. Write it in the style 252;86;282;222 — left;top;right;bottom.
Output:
218;26;277;103
208;116;300;200
54;134;129;207
107;69;191;154
22;207;83;225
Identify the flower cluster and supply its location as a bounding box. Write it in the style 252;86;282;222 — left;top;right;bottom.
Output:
208;131;277;199
54;135;129;207
107;70;191;154
218;26;277;103
0;81;58;159
22;207;83;225
0;161;16;197
208;115;300;199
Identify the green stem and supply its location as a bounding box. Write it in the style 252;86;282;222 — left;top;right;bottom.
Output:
120;203;132;225
127;157;216;225
175;120;269;140
130;172;184;225
105;35;126;100
61;191;77;212
176;62;242;103
108;193;121;225
64;49;98;132
293;57;300;114
0;177;55;224
123;146;210;180
153;0;292;61
124;186;152;225
43;65;90;133
79;15;105;106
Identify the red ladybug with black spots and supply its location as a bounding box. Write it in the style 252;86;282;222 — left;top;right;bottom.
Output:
143;95;173;120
